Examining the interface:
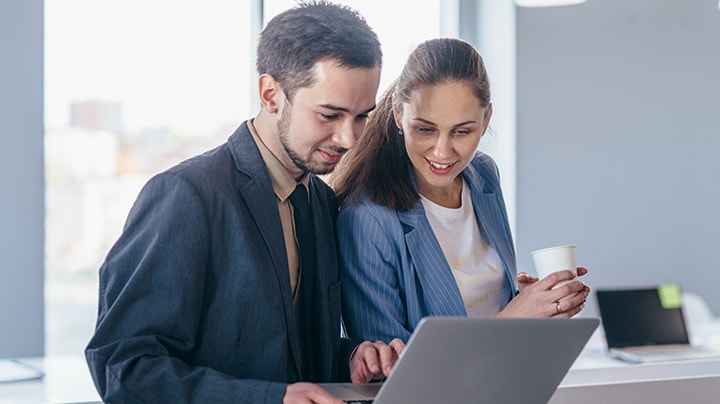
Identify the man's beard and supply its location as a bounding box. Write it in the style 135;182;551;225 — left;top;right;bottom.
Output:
276;106;339;176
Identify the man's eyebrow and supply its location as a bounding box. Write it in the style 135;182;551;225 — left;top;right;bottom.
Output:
318;104;377;115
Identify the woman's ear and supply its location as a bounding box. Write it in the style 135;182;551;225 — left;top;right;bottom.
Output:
481;103;493;134
391;94;402;129
258;73;282;114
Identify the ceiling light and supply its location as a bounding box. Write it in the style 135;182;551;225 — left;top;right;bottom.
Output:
516;0;586;7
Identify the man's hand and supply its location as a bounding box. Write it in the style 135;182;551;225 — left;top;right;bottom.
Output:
349;338;405;383
284;382;343;404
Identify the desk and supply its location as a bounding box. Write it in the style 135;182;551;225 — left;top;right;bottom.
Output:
3;321;720;403
551;358;720;403
549;320;720;403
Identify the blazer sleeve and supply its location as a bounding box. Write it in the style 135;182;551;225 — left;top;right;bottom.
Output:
85;172;286;404
337;200;414;343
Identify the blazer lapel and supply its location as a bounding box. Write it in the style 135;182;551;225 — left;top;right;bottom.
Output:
464;167;517;295
305;177;338;381
228;124;303;378
397;206;467;317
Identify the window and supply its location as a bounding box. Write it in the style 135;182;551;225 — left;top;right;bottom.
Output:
44;0;253;354
44;0;442;355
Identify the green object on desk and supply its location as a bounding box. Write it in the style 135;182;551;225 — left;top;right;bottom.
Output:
657;284;683;309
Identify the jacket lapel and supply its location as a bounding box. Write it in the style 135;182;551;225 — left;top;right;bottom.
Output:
397;206;467;317
397;158;518;319
227;124;303;378
463;165;517;296
306;176;338;381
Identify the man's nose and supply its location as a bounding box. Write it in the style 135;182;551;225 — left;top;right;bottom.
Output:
333;119;359;150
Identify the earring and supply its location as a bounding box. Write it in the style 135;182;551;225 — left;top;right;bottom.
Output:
398;129;404;136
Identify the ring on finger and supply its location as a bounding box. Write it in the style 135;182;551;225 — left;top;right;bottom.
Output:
555;301;562;314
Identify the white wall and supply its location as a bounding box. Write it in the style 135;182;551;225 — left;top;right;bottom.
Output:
516;0;720;315
449;0;518;234
0;0;45;358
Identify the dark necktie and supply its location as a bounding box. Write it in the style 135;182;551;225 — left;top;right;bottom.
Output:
288;183;318;381
289;184;316;277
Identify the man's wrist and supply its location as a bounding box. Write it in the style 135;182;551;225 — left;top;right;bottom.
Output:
349;343;361;364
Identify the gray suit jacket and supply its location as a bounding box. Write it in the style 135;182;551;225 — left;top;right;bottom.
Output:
86;122;355;403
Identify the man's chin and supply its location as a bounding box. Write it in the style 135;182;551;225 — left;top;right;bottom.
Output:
302;159;338;176
308;165;336;176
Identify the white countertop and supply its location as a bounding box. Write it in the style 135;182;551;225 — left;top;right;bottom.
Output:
2;320;719;403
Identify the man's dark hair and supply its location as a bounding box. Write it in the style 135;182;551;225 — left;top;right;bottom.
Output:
256;1;382;100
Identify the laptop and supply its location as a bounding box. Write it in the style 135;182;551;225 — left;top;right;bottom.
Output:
596;286;720;364
320;316;599;404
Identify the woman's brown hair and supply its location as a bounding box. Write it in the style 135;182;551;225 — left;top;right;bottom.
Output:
331;38;491;211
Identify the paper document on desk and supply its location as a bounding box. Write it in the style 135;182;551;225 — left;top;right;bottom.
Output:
0;359;44;383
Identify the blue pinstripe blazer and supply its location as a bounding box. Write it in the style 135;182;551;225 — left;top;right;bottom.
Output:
337;153;518;343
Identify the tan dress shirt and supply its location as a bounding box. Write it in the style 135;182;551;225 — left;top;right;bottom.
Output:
246;120;308;300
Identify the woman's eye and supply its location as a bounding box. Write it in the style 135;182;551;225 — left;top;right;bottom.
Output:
453;127;475;136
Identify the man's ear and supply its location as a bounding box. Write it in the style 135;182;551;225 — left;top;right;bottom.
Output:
258;73;282;114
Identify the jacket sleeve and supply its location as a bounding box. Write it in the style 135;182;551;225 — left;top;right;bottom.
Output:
337;201;414;343
85;172;286;404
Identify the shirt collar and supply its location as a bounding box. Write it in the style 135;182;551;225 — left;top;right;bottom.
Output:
246;120;309;202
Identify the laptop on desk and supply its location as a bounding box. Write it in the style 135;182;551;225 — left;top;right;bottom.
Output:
596;286;720;364
321;316;599;404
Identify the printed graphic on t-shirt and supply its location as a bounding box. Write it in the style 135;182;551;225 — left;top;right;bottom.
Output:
420;180;510;317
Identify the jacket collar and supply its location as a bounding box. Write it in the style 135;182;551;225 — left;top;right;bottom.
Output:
396;159;515;316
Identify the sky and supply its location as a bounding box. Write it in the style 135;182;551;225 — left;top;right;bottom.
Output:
44;0;440;136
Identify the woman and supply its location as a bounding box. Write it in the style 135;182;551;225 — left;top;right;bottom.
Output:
331;38;590;343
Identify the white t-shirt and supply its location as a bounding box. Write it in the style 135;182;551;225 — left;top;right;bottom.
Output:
420;179;509;317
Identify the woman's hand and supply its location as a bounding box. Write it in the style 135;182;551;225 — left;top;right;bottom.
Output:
499;267;590;318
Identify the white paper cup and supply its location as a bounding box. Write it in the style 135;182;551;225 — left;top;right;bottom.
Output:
530;245;577;290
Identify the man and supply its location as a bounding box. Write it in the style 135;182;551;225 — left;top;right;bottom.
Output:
85;2;403;403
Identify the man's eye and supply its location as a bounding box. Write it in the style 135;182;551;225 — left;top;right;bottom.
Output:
321;113;338;120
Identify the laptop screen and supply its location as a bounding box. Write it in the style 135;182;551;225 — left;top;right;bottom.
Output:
596;287;690;348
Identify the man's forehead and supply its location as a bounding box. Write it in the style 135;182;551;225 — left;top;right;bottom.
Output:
295;62;380;111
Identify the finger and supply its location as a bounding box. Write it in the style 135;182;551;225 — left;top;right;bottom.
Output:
349;342;374;383
550;283;585;304
555;291;588;317
559;302;585;318
373;341;396;376
360;344;381;375
518;272;539;282
313;388;344;404
286;383;344;404
552;300;563;317
349;358;368;384
388;338;405;357
540;270;576;289
576;266;589;276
